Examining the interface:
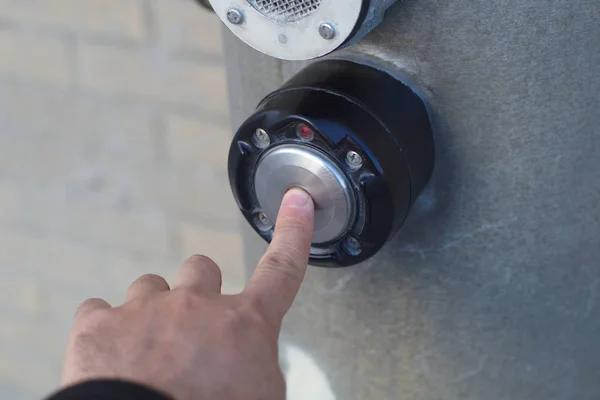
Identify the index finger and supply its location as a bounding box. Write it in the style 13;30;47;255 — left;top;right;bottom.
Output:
244;188;315;322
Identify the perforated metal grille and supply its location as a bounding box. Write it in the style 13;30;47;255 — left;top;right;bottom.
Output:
248;0;322;22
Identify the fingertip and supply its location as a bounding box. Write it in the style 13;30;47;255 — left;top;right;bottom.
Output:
277;188;315;236
281;187;313;210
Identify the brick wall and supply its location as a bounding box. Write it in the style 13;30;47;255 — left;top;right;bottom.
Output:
0;1;245;398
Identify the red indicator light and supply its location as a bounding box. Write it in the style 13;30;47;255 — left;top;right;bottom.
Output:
297;124;314;141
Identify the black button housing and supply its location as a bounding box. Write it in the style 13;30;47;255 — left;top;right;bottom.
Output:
228;60;434;267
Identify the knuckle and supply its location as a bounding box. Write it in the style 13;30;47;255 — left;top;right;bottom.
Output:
185;255;222;280
78;298;102;310
259;262;300;289
186;254;212;265
171;288;204;312
222;301;267;332
259;253;302;288
221;306;245;329
76;308;112;331
276;215;311;233
202;261;223;281
135;273;168;286
75;298;109;318
129;274;170;292
261;251;300;272
240;297;270;328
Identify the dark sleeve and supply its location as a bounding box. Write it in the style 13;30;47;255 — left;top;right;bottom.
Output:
46;380;173;400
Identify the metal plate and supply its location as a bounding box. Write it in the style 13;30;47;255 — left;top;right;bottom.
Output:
209;0;363;60
253;144;354;244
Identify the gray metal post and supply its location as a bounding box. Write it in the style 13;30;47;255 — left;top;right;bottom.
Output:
222;0;600;397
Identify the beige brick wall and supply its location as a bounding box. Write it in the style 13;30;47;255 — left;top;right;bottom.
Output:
78;43;228;112
151;0;224;54
0;1;244;398
0;0;146;39
0;30;70;85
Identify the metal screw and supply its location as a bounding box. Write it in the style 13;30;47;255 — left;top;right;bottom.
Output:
256;212;272;230
319;22;336;40
258;212;269;225
345;150;363;170
253;128;271;149
226;8;244;24
343;237;362;256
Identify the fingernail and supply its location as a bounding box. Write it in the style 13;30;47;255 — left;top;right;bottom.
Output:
282;188;311;208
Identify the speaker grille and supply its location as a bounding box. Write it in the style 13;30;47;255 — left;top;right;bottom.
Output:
248;0;322;22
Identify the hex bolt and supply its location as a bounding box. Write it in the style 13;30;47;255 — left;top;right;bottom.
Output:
345;150;363;170
226;8;244;24
343;236;362;256
319;22;336;40
253;128;271;149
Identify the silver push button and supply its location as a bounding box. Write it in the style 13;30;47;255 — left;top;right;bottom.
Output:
253;144;354;244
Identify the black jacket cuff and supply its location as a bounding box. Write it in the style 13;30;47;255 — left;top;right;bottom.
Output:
46;380;173;400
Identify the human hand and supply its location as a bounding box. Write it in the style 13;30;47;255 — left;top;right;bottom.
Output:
60;188;315;400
